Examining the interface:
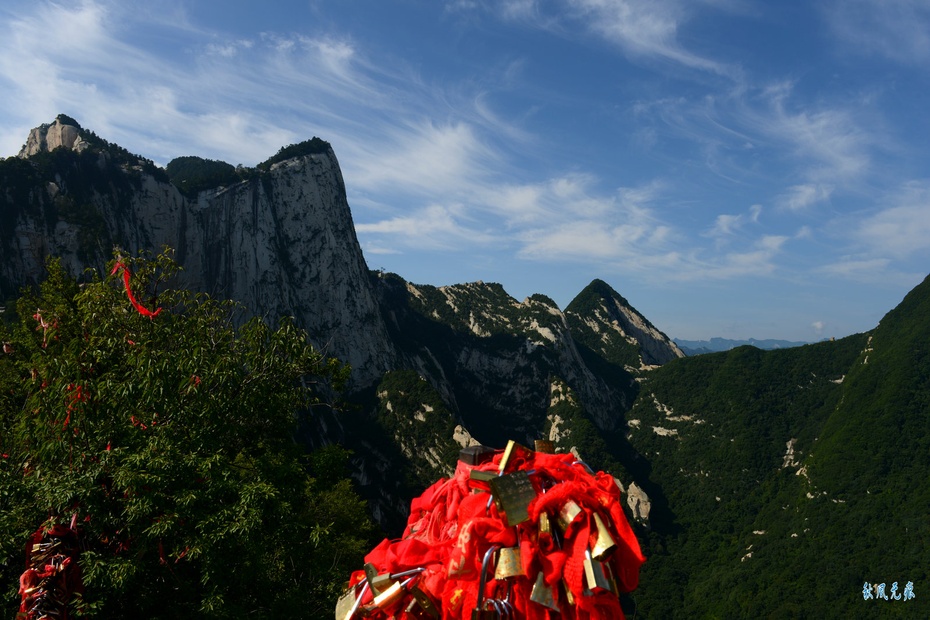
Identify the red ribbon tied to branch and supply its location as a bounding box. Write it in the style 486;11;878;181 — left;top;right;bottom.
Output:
110;261;162;318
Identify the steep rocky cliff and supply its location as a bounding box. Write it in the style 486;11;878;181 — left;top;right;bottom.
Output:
2;116;395;386
2;116;685;527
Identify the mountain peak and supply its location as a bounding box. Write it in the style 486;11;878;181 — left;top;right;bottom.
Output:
566;278;684;367
18;115;91;158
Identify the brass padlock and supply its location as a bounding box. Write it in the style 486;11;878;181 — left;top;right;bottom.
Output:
534;439;555;454
530;571;560;611
334;587;357;620
494;547;523;580
497;439;531;473
583;548;611;593
363;576;413;612
539;511;551;536
335;581;368;620
591;512;617;561
410;585;441;619
488;470;536;527
557;499;583;532
364;562;395;595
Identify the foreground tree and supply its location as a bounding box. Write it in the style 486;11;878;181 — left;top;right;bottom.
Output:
0;250;374;618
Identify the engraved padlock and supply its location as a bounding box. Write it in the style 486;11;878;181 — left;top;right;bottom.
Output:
493;547;523;580
488;470;536;527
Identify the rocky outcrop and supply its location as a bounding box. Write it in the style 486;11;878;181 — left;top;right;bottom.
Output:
18;116;91;158
626;481;652;525
565;279;684;369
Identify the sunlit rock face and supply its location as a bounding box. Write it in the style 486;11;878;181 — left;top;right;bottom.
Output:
18;117;90;158
4;117;395;387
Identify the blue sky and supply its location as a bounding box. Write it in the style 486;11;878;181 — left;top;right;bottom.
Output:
2;0;929;341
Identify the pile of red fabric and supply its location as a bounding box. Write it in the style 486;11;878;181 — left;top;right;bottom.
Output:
337;442;645;619
18;517;84;620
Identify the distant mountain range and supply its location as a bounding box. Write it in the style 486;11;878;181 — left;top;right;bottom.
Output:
3;116;927;618
674;336;816;355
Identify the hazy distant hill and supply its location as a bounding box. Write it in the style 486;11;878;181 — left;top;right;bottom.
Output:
675;336;813;355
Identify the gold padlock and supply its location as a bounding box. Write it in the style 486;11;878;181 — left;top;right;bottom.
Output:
494;547;523;580
498;439;531;473
489;470;536;527
410;585;441;619
530;571;560;611
557;499;583;532
534;439;555;454
539;511;551;536
591;512;617;561
334;587;357;620
583;548;611;593
370;581;404;609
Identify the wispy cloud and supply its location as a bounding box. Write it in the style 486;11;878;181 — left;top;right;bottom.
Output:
854;181;930;259
824;0;930;64
565;0;734;76
707;204;762;238
356;203;500;250
778;183;833;211
817;181;930;284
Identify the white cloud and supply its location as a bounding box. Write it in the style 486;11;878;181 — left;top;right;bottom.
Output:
356;203;501;250
565;0;734;75
709;213;742;236
346;121;499;199
854;181;930;259
818;258;892;281
778;183;833;211
824;0;930;64
707;204;762;239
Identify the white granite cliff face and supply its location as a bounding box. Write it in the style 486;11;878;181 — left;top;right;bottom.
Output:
4;119;395;387
18;118;90;157
604;295;685;366
177;154;395;386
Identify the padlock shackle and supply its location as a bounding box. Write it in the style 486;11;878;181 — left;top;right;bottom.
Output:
390;567;426;580
475;545;499;611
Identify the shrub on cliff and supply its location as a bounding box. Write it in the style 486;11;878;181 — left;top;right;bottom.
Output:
0;249;374;618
